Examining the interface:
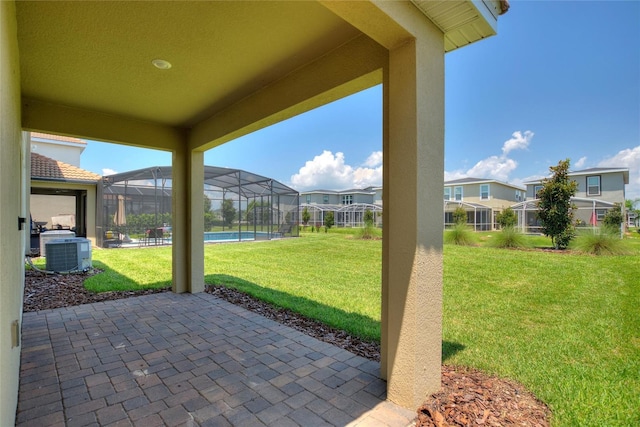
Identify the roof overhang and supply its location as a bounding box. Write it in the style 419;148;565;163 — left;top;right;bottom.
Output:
411;0;506;52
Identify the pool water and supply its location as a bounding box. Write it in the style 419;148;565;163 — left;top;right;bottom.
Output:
203;231;272;242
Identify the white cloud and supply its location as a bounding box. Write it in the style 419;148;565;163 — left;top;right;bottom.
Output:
444;169;468;182
502;130;534;156
574;156;587;169
597;145;640;199
290;150;382;191
467;156;518;182
364;151;383;167
445;130;533;183
102;168;117;176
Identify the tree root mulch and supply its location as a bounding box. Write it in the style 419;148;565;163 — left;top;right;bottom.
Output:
417;365;550;426
24;270;551;426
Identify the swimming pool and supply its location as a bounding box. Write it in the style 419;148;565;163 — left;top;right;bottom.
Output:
203;231;272;242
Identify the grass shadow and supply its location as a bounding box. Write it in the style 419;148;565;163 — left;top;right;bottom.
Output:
442;341;466;362
84;260;172;292
205;273;382;342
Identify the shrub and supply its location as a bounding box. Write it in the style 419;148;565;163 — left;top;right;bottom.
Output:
453;207;467;225
488;226;530;249
302;207;310;230
603;203;624;232
357;209;378;239
357;224;381;240
496;207;517;228
572;228;632;255
444;223;477;246
324;212;334;232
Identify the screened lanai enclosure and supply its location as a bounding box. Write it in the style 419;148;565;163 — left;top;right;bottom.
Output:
300;203;382;228
511;197;617;234
444;201;493;231
98;166;299;248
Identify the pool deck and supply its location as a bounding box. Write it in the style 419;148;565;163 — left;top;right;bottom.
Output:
17;292;416;426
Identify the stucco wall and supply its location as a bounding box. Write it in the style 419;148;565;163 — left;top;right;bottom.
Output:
30;141;83;167
0;1;25;424
30;194;75;228
574;172;626;204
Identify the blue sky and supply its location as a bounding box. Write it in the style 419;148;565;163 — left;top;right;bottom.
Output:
82;1;640;199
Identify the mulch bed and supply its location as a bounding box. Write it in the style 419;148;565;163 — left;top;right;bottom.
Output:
23;268;169;312
417;365;550;426
24;268;551;426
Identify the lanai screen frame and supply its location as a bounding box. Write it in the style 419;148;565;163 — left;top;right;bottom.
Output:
511;197;616;234
300;203;383;229
98;166;299;247
444;200;492;231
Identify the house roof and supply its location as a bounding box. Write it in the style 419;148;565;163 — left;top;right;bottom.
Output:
31;132;86;145
523;167;630;185
444;177;525;190
31;152;101;182
300;188;376;195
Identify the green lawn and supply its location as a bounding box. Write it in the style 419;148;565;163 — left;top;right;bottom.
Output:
85;230;640;426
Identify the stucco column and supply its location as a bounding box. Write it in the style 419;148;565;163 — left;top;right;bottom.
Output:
381;32;444;408
172;148;204;293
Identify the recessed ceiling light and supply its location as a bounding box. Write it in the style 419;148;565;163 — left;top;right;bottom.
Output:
152;59;172;70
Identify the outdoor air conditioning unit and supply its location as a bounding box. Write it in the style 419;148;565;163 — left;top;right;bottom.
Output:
45;238;92;272
40;230;75;257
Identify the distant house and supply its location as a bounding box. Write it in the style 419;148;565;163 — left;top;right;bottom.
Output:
30;132;86;167
514;167;629;232
301;179;526;231
300;188;382;227
444;178;525;230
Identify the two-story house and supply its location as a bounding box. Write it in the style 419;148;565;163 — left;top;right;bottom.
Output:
517;167;629;232
300;188;381;227
444;178;526;230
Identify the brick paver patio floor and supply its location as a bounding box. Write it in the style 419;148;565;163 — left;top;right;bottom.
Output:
17;292;415;426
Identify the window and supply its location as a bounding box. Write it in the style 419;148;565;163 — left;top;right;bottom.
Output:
323;195;329;204
454;186;463;201
305;195;311;203
341;194;353;205
515;190;523;202
480;184;489;200
596;209;606;220
587;176;601;196
534;185;543;199
444;187;451;201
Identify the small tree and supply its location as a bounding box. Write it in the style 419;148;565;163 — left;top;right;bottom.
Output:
453;206;467;225
536;159;578;249
359;208;377;239
496;207;517;228
324;211;334;232
204;195;215;231
603;203;624;233
363;209;374;227
245;200;270;224
221;198;236;228
302;207;310;229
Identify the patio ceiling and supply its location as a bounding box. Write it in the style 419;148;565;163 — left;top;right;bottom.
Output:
16;1;501;152
16;1;374;150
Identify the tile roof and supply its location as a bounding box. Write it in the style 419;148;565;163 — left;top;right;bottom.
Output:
31;152;101;182
31;132;86;144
